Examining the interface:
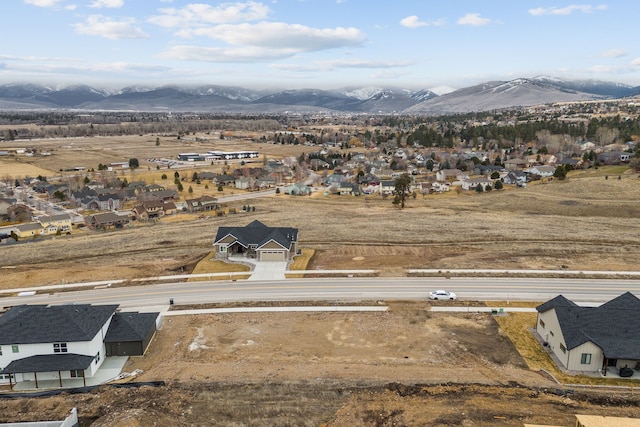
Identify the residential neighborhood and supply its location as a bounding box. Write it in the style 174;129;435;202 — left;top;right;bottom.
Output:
1;106;640;425
1;126;637;242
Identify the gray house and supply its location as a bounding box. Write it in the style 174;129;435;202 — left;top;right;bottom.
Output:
213;220;298;262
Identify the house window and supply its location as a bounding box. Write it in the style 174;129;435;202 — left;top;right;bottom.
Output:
539;319;545;328
53;343;68;353
581;353;592;365
0;346;2;356
0;372;11;380
549;331;554;337
95;352;101;363
559;343;566;354
220;245;227;253
11;345;19;353
70;370;84;378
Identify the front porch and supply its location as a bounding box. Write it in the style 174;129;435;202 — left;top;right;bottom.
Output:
6;356;128;391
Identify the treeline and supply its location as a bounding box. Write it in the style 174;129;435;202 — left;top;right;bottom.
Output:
1;111;638;152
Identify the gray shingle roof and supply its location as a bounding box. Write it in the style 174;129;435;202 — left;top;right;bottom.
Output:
1;353;95;374
0;304;118;345
536;292;640;359
214;220;297;250
104;312;158;343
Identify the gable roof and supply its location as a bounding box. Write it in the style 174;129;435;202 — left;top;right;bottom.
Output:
16;222;42;232
0;304;118;345
104;312;159;343
536;294;578;313
214;220;297;250
537;292;640;359
38;213;72;223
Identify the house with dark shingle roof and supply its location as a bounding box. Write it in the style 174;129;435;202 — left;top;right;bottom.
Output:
213;220;298;262
0;304;158;389
85;212;130;229
536;292;640;376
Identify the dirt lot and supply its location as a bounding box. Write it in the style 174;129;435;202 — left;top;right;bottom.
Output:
128;304;538;385
3;304;640;426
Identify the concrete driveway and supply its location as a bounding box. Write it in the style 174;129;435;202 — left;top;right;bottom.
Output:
247;261;288;281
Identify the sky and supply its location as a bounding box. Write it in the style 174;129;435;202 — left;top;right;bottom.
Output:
1;0;639;92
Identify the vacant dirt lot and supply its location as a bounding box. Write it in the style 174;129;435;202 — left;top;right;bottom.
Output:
127;304;540;386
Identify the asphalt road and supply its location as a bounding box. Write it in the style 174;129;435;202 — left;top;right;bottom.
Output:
2;277;639;309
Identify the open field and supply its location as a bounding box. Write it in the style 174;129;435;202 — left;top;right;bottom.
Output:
0;159;52;178
1;134;322;178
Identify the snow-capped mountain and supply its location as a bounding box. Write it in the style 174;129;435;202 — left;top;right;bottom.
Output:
0;77;637;114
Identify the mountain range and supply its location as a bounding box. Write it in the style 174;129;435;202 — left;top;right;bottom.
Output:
0;77;638;114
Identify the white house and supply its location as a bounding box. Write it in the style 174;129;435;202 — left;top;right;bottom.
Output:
379;180;396;195
461;177;493;191
0;304;158;389
525;165;556;178
436;169;467;182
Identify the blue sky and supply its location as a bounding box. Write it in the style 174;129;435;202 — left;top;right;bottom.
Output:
1;0;639;92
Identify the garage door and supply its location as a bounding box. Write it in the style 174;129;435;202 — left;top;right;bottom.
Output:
260;251;285;261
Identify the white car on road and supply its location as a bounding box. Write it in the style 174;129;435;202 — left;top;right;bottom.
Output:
428;290;457;300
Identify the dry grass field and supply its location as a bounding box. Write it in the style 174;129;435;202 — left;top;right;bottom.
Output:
2;134;321;177
0;159;52;178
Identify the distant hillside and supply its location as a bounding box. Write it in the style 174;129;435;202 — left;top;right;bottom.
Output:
0;77;637;114
405;78;612;114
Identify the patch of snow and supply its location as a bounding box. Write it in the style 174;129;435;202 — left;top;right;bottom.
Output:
188;327;210;351
429;85;456;95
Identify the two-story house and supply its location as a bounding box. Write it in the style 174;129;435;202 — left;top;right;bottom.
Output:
38;213;72;234
0;304;158;389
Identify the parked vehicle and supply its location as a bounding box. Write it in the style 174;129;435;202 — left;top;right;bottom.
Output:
429;290;456;300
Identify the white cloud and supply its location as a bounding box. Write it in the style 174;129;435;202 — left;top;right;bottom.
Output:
24;0;63;7
271;59;412;72
0;54;76;63
158;45;296;62
177;23;365;51
89;0;124;8
632;58;640;66
400;16;445;28
73;15;149;40
148;2;270;28
0;55;170;79
159;23;365;63
528;4;608;16
400;16;427;29
600;49;626;58
457;13;492;26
